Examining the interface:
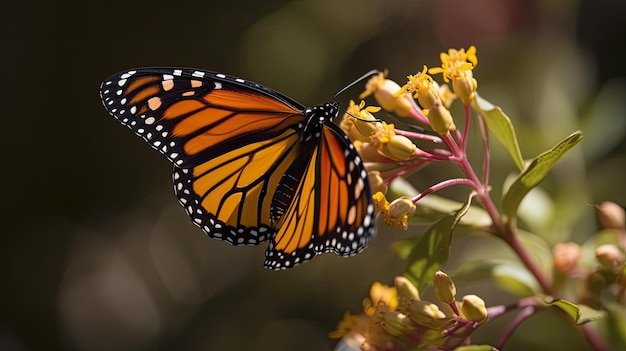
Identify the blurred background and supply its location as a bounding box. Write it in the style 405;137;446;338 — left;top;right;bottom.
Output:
2;0;625;350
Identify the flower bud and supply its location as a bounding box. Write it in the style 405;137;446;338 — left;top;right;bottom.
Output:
553;242;581;273
361;73;416;117
394;276;420;301
354;141;388;162
460;295;488;322
341;100;381;142
425;100;456;135
598;201;625;230
351;114;379;141
452;69;478;104
386;196;416;230
381;311;414;336
595;244;625;269
380;134;417;161
434;271;456;303
409;301;450;328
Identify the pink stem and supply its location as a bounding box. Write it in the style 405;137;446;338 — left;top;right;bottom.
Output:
411;178;476;203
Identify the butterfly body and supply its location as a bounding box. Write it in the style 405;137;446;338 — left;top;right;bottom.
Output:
100;68;375;269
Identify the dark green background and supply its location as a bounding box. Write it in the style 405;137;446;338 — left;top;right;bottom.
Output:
3;0;625;350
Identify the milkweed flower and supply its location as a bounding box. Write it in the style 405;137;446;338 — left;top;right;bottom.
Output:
429;46;478;104
387;196;417;230
370;122;418;161
333;276;485;350
360;71;417;117
372;193;416;230
340;100;381;142
396;66;456;135
397;66;439;110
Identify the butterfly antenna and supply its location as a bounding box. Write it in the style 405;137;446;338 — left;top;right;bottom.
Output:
333;69;380;101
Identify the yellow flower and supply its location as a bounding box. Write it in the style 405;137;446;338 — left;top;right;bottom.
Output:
372;191;390;214
373;193;416;230
429;46;478;104
386;196;416;230
396;66;439;110
364;281;399;316
360;71;415;117
328;311;362;339
341;100;381;142
370;122;417;161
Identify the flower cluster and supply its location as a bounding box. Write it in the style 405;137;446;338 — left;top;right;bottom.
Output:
334;45;620;350
339;46;480;230
330;272;488;351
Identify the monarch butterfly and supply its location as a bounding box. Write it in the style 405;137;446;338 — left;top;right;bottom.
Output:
99;68;376;269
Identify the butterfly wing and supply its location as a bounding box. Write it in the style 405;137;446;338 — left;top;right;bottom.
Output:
100;68;307;245
264;122;376;269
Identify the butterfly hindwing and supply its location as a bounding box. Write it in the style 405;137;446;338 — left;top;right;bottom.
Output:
264;122;376;269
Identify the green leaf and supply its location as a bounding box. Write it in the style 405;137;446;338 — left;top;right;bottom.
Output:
472;93;524;170
404;194;474;291
547;298;607;324
405;214;455;292
502;131;583;220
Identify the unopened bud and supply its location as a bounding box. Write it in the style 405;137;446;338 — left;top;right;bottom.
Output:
452;69;478;104
434;271;456;303
598;201;625;230
426;100;456;135
381;134;417;161
409;301;449;328
553;242;581;273
394;276;420;300
361;73;416;118
381;311;414;336
460;295;488;322
595;244;625;269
